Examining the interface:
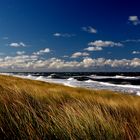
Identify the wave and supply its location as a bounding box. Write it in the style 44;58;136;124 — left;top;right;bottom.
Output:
99;81;140;89
137;92;140;96
114;75;139;79
85;80;94;83
47;73;56;78
89;75;139;80
63;82;76;87
35;76;46;81
1;73;140;95
26;74;34;78
85;79;140;90
67;77;77;81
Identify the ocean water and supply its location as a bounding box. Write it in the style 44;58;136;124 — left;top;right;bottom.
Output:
1;72;140;95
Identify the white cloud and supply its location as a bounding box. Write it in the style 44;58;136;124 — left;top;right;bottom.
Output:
84;40;123;51
82;57;94;67
16;51;25;55
82;26;97;33
53;33;75;37
33;48;50;55
0;54;39;70
9;42;26;47
71;52;89;58
0;54;140;71
132;51;140;54
53;33;61;37
84;46;103;51
88;40;123;47
128;16;140;25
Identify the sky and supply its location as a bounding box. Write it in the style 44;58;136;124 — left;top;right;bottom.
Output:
0;0;140;72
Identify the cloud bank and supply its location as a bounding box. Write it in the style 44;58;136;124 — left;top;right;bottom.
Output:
0;53;140;71
85;40;123;51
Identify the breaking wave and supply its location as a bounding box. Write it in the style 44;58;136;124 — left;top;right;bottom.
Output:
1;72;140;95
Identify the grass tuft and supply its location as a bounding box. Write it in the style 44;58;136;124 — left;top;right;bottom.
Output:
0;75;140;140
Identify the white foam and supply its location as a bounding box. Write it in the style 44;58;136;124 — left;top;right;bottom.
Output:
89;75;110;79
1;73;140;95
99;81;140;89
36;76;45;81
27;74;33;78
137;92;140;96
0;73;11;76
47;73;57;78
85;80;94;83
115;75;138;79
115;75;124;78
47;75;52;78
89;75;139;80
67;77;77;81
63;82;76;87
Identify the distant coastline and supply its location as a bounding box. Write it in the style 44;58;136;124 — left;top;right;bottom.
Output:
1;72;140;95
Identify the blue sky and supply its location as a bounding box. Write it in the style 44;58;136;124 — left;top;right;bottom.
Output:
0;0;140;72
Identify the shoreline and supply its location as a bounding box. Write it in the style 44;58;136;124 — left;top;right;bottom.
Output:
0;73;140;96
0;73;129;94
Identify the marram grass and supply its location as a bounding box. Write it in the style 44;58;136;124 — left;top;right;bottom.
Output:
0;75;140;140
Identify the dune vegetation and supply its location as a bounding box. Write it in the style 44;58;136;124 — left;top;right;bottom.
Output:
0;75;140;140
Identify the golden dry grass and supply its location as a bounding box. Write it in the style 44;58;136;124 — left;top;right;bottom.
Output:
0;75;140;140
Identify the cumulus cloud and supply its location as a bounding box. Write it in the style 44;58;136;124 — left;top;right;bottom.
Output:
0;54;140;71
132;51;140;54
128;16;140;25
84;46;103;51
53;33;75;37
0;54;39;70
88;40;123;47
71;52;89;58
84;40;123;51
16;51;25;55
9;42;26;47
82;26;97;34
33;48;50;55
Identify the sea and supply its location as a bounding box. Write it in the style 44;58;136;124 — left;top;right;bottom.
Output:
1;72;140;96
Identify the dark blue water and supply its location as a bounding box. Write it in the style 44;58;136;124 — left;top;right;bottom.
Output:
9;72;140;85
2;72;140;95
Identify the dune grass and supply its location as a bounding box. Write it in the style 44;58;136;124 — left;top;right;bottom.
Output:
0;75;140;140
